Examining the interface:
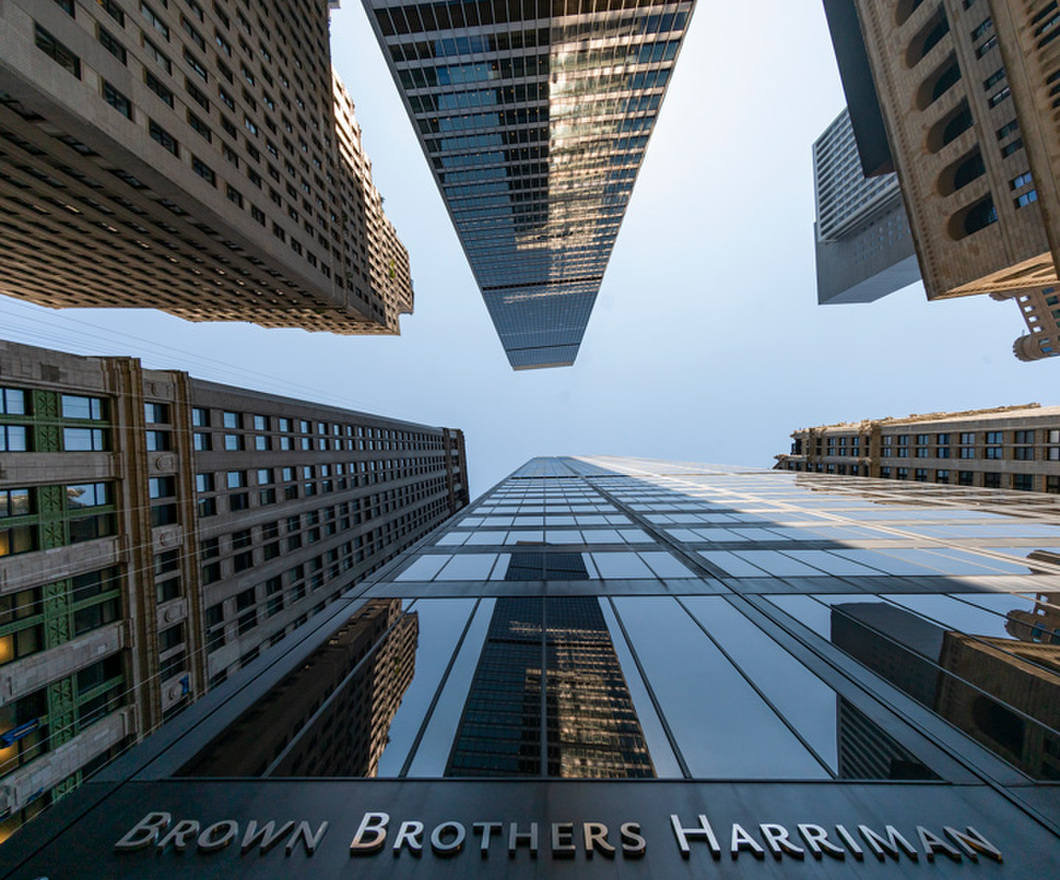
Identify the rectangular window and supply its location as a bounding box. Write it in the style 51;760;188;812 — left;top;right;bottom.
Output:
0;388;26;415
192;156;216;185
145;70;174;106
61;395;106;420
141;3;170;39
146;430;171;451
35;25;81;78
97;0;125;25
102;81;133;118
0;425;29;452
97;26;127;64
149;119;179;155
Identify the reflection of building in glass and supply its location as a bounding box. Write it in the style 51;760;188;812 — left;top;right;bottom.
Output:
831;601;1060;780
181;600;418;778
936;632;1060;781
361;0;696;369
447;594;654;778
836;697;938;780
1006;590;1060;643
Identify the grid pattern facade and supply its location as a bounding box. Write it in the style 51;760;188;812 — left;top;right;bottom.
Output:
361;0;695;369
775;403;1060;492
5;455;1060;871
0;0;412;335
0;339;468;842
814;108;901;243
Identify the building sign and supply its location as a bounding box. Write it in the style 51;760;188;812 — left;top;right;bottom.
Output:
113;810;1003;865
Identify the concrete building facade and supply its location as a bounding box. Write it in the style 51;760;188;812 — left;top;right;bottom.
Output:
813;107;920;305
775;403;1060;492
0;339;468;840
0;0;412;335
360;0;697;369
823;0;1060;360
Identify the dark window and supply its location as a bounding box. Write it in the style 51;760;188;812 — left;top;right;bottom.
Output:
35;25;81;78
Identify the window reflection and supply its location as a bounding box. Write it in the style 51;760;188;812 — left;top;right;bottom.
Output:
773;593;1060;780
180;599;417;778
446;597;656;778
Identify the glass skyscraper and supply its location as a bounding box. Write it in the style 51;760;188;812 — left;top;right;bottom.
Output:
360;0;696;369
2;457;1058;875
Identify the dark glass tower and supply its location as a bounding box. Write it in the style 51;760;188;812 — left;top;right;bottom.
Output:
360;0;697;369
3;457;1059;876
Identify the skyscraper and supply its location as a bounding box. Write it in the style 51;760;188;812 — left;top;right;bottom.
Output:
774;402;1060;492
0;338;468;839
3;456;1058;874
821;0;1060;360
812;108;919;305
0;0;412;335
360;0;696;369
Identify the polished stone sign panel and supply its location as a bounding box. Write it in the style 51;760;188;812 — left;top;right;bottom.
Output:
1;779;1038;879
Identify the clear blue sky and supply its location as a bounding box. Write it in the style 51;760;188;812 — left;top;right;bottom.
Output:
2;0;1054;497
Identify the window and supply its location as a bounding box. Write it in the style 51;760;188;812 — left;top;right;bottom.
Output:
97;0;125;25
1012;474;1034;492
224;433;242;451
187;110;212;142
226;471;246;489
144;38;171;73
144;403;169;423
0;389;26;415
0;426;29;452
65;427;109;452
222;412;240;429
193;432;211;451
184;48;209;80
35;25;81;78
149;119;179;155
141;2;169;38
66;483;111;510
62;395;106;420
192;407;209;427
146;430;171;451
192;156;216;185
102;81;133;118
145;71;174;106
98;26;127;64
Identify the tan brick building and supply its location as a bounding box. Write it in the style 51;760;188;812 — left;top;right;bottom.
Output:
775;403;1060;492
829;0;1060;360
0;339;468;840
0;0;412;335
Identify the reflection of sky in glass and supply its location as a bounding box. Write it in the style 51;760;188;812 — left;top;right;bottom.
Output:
682;597;840;772
406;598;495;777
613;597;829;779
375;599;478;777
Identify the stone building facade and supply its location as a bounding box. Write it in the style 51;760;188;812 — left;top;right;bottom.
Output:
0;339;468;840
0;0;412;334
825;0;1060;360
775;403;1060;492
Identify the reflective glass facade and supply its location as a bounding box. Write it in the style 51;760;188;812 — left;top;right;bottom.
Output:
3;457;1059;876
361;0;696;369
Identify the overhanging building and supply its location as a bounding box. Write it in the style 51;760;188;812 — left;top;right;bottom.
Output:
0;339;468;840
0;0;413;335
813;108;919;305
361;0;696;369
2;455;1058;876
821;0;1060;361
